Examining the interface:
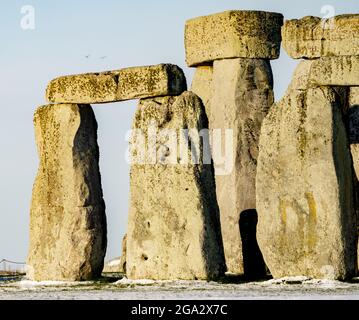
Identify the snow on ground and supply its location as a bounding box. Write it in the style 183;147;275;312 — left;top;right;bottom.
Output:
18;279;94;288
107;259;121;267
116;277;157;285
1;275;359;300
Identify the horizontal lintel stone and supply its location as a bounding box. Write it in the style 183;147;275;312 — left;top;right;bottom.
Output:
185;10;284;67
282;14;359;59
308;56;359;87
46;64;187;104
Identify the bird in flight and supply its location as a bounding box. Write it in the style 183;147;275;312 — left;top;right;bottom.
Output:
84;55;107;59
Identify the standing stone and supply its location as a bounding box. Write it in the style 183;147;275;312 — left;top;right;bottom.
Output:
186;10;282;276
191;66;213;120
256;68;357;279
46;64;187;104
127;91;226;280
349;87;359;271
350;88;359;178
282;15;359;59
27;104;107;281
211;58;274;274
286;60;314;91
185;10;283;66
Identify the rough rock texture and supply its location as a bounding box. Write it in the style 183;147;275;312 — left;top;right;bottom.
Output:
349;88;359;181
127;91;226;280
211;58;274;274
283;57;359;89
27;104;107;281
287;60;314;91
256;79;357;279
349;87;359;270
308;56;359;87
282;15;359;59
46;64;187;104
191;66;213;120
185;10;283;67
119;234;127;274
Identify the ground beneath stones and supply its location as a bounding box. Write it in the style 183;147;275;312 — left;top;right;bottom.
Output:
1;274;359;300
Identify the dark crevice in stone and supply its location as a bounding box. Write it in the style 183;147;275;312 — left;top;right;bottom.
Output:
239;209;267;280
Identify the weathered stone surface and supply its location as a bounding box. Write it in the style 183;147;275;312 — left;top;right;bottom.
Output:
46;64;187;104
211;58;274;275
282;15;359;59
185;10;283;67
349;87;359;270
349;87;359;106
287;60;314;91
27;104;107;281
256;83;357;279
190;66;213;122
286;58;359;90
350;87;359;178
127;91;226;280
118;65;187;101
309;56;359;87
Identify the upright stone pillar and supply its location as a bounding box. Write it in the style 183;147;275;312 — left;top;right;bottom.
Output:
127;91;226;280
349;87;359;190
211;58;273;275
191;66;213;122
256;62;357;280
186;10;283;275
256;15;359;279
27;104;107;281
349;87;359;271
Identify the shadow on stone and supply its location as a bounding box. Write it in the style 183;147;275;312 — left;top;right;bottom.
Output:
348;104;359;276
239;209;267;280
348;105;359;144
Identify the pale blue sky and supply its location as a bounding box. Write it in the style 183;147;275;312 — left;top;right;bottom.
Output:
0;0;358;262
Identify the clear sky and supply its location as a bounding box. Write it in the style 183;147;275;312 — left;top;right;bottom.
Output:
0;0;358;263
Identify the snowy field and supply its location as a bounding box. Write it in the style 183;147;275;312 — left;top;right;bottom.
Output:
1;275;359;300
